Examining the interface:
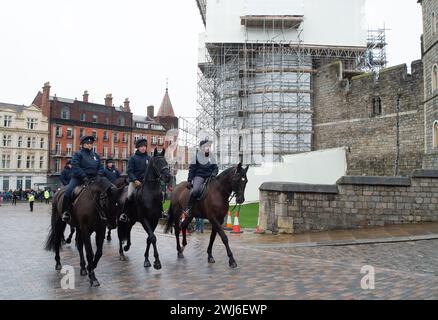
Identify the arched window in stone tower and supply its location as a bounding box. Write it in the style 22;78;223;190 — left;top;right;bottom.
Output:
432;64;438;92
372;97;382;116
433;121;438;149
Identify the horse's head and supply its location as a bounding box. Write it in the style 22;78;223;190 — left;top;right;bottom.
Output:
149;148;172;184
230;163;249;204
93;176;122;229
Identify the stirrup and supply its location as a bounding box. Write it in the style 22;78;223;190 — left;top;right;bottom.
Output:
62;211;71;222
98;212;107;221
119;213;128;223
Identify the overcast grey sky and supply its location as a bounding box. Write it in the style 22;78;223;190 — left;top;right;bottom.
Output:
0;0;423;120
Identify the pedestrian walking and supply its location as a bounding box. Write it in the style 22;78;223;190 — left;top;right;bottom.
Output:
12;191;17;206
195;217;204;233
28;192;35;212
44;189;50;204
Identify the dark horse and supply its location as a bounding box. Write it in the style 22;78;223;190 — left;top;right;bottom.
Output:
164;163;249;268
117;148;171;269
45;176;124;286
63;176;128;244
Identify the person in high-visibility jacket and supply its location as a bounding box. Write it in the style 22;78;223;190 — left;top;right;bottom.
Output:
28;192;35;212
44;190;50;204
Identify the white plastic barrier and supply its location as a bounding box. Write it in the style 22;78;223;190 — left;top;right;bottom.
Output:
175;147;347;204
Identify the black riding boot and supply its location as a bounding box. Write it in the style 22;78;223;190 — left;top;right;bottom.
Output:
61;196;72;222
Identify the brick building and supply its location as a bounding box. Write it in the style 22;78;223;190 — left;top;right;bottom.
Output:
33;83;132;185
419;0;438;169
313;60;424;176
132;105;167;157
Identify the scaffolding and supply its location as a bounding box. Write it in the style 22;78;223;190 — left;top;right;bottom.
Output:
365;28;388;73
195;2;383;167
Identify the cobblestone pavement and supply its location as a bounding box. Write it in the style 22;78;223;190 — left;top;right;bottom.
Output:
1;203;438;299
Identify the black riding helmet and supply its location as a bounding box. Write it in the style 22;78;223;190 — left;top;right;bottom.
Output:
136;138;147;148
80;135;95;145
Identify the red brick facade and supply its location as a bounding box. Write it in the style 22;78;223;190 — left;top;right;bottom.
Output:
32;83;178;181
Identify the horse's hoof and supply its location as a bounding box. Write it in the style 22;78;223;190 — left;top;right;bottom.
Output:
124;245;130;252
144;260;152;268
55;263;62;271
177;252;184;259
229;261;238;269
119;255;126;261
65;238;72;244
80;269;88;276
106;236;111;241
208;257;215;264
90;279;100;287
153;262;162;270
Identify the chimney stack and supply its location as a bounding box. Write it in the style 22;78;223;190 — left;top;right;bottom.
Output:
105;94;113;107
147;105;154;119
41;82;51;117
124;98;131;112
83;90;89;102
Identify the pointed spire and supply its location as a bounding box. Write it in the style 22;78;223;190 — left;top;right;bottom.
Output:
157;82;175;118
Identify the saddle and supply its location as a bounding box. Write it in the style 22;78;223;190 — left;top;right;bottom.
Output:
196;176;213;202
72;185;86;205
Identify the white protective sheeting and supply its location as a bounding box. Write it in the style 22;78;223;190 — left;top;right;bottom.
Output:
175;147;347;204
204;0;366;47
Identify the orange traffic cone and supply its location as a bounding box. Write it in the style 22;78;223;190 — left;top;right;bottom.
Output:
231;211;243;234
255;215;263;234
225;211;233;230
180;212;189;236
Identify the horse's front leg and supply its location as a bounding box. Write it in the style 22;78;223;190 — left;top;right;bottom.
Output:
144;237;152;268
81;230;99;287
75;231;87;276
140;219;161;270
93;225;106;269
207;225;218;264
213;222;237;268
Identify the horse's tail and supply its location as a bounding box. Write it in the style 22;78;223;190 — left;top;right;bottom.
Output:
44;197;64;251
164;202;174;234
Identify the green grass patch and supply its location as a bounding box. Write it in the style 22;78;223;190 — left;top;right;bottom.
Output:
163;200;259;229
228;202;259;228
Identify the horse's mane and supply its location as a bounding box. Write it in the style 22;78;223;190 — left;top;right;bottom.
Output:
217;166;236;180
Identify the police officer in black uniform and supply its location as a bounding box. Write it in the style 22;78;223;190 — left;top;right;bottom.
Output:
61;135;104;222
120;138;149;222
60;160;73;186
103;158;121;184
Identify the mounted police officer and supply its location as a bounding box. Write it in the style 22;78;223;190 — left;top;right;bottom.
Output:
120;138;149;222
60;160;73;186
184;138;218;219
103;158;120;184
61;135;104;222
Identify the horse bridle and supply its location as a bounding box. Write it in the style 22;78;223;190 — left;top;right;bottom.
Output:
147;156;170;183
228;168;245;212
